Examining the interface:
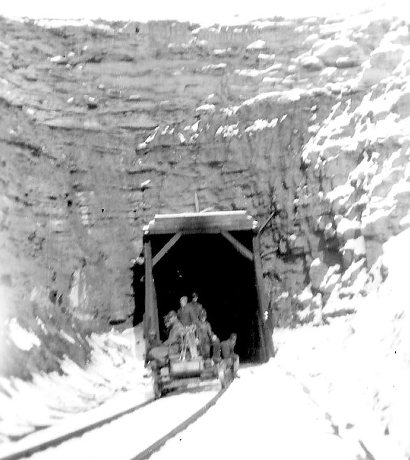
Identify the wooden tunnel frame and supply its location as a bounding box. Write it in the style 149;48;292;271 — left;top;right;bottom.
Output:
143;211;274;362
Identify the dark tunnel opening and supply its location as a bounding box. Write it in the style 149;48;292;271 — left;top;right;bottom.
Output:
133;231;263;363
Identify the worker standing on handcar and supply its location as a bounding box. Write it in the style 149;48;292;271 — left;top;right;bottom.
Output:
177;296;198;358
188;292;205;323
177;295;197;326
196;310;218;362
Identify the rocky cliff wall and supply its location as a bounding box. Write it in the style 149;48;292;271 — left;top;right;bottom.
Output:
1;12;410;377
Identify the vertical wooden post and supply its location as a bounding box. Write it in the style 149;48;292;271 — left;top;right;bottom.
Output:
253;234;275;361
152;277;159;337
144;238;159;340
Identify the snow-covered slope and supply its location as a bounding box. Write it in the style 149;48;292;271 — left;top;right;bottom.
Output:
275;228;410;459
0;326;149;443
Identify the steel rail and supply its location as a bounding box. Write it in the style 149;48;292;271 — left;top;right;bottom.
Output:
0;397;156;460
0;383;231;460
132;383;230;460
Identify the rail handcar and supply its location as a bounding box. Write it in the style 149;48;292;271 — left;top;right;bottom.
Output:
150;341;237;398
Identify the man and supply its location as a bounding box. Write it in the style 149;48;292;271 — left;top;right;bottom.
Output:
188;292;205;322
147;311;184;363
220;333;239;375
177;296;199;358
196;310;218;360
163;311;184;350
221;333;237;358
177;295;197;326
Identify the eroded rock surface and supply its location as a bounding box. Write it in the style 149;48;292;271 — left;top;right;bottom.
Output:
1;12;410;378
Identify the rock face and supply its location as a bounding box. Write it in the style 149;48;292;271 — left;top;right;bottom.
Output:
312;38;363;67
309;259;329;290
1;12;410;377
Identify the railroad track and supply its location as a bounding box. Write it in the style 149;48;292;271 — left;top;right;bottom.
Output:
132;385;229;460
0;383;230;460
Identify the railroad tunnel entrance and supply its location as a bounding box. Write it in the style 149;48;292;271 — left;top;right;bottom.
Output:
151;232;260;362
138;211;274;363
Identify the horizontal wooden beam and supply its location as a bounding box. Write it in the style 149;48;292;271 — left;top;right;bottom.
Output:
146;211;257;234
148;226;254;235
152;232;182;267
221;231;254;261
154;211;248;219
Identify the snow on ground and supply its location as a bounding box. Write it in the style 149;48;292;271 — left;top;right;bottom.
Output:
150;365;364;460
274;228;410;460
7;319;41;352
9;390;219;460
0;325;150;444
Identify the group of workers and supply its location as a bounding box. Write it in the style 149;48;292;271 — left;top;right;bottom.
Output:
147;292;238;367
